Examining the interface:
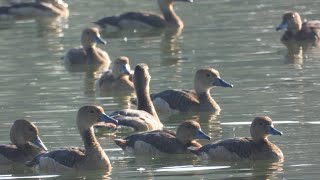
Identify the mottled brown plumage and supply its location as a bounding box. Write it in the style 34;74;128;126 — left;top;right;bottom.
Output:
94;0;192;30
98;56;134;93
189;116;284;162
25;105;118;172
150;68;233;113
114;120;211;156
2;0;69;17
110;64;163;131
0;119;47;165
276;12;320;43
64;27;111;69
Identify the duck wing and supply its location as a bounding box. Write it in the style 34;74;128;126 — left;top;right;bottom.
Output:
151;89;200;111
9;3;51;15
95;12;166;28
199;138;257;159
98;70;114;87
300;20;320;40
0;144;23;162
124;129;188;154
25;147;85;168
64;47;87;65
110;109;162;131
0;6;10;15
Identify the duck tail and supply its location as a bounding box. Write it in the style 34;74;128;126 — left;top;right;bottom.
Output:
114;139;127;149
187;146;201;156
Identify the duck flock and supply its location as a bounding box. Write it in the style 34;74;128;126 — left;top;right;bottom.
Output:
0;0;319;175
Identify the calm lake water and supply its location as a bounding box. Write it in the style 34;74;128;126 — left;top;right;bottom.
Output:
0;0;320;179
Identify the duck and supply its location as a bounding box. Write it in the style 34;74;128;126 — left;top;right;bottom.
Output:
276;11;320;43
25;105;118;171
188;116;284;161
94;0;193;31
0;119;47;165
110;63;163;132
114;120;211;156
0;0;69;18
64;27;111;69
97;56;134;93
148;68;233;113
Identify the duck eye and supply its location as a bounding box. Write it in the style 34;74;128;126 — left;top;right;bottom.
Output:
89;110;95;114
206;74;210;77
259;122;263;126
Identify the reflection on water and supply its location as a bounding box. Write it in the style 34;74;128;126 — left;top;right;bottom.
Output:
160;28;184;66
0;0;320;179
35;16;68;39
282;40;320;69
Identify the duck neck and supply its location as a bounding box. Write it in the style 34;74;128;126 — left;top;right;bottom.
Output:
253;136;269;145
112;66;121;79
195;88;220;110
80;127;104;154
136;88;160;121
84;46;103;64
288;22;302;35
158;0;183;27
176;134;191;145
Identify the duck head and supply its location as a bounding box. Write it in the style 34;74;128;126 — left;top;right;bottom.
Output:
276;12;302;33
81;27;106;49
112;56;131;78
194;68;233;93
133;63;151;92
250;116;283;143
176;120;211;144
76;105;118;132
10;119;47;151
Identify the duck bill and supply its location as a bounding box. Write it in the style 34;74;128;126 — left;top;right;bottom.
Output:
213;77;233;88
32;136;48;151
95;35;107;45
276;20;288;31
99;113;118;125
121;64;131;75
267;125;283;136
195;129;211;140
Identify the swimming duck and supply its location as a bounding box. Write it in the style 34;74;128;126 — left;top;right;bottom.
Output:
114;120;211;156
64;27;111;69
149;68;233;113
110;64;163;132
94;0;192;30
0;119;47;165
97;56;134;93
0;0;69;18
25;105;118;171
276;12;320;43
189;116;284;161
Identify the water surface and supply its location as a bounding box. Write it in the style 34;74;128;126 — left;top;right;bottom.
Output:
0;0;320;179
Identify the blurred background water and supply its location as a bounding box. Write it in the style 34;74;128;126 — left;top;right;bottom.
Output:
0;0;320;179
